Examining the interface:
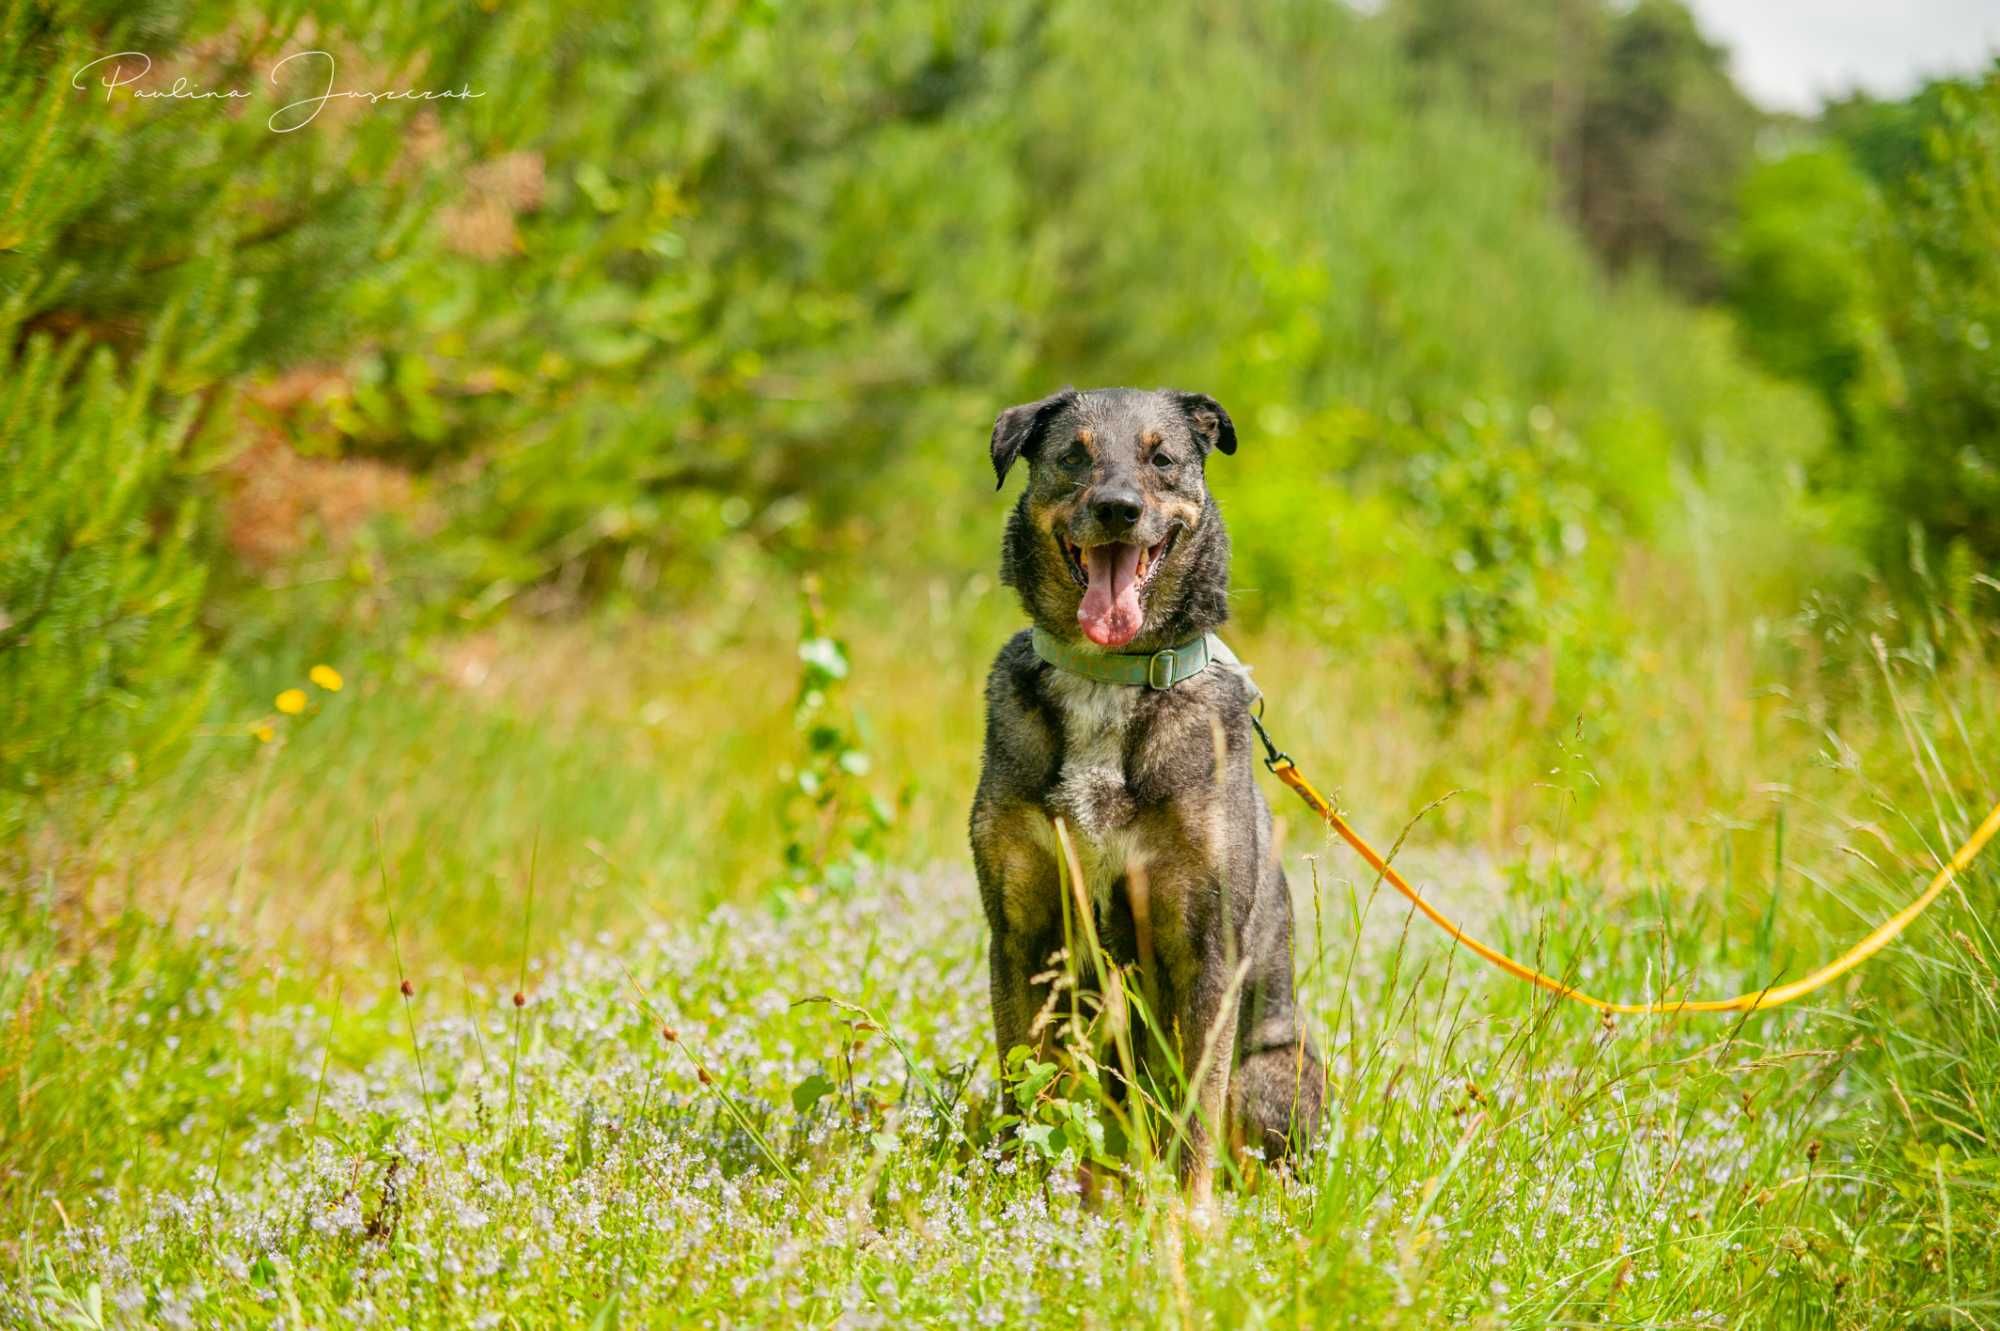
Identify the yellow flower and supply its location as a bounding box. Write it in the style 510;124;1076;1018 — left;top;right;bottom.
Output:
275;689;307;715
309;664;344;692
253;722;275;744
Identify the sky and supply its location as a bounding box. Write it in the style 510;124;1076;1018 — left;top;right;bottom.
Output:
1683;0;1999;111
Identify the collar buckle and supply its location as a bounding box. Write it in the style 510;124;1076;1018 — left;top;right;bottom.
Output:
1146;648;1177;690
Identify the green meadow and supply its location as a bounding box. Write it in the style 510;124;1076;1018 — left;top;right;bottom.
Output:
5;2;1999;1326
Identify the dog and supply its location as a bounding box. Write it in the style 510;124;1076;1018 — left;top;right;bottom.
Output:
969;385;1323;1203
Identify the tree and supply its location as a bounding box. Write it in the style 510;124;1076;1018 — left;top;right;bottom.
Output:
1858;74;2000;570
1723;148;1879;448
0;0;486;833
1727;69;2000;576
1570;0;1759;296
1394;0;1762;297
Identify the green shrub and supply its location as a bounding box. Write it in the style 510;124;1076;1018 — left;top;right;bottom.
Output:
0;0;491;836
3;0;1842;826
189;0;1823;657
1723;148;1879;448
1729;68;2000;580
0;301;213;836
1860;74;2000;571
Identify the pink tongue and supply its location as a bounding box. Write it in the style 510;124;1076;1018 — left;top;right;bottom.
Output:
1078;543;1145;647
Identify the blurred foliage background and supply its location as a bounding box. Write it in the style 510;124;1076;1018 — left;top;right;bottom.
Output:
1;0;1996;855
8;9;2000;1319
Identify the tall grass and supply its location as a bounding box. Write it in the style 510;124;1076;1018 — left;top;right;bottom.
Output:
4;564;1996;1325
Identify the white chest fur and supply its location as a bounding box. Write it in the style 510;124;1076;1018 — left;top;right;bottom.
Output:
1042;671;1146;916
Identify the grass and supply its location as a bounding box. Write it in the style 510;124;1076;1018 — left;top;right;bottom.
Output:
4;574;1999;1327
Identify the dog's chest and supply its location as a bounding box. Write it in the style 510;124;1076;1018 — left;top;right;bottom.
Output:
1048;674;1140;830
1042;673;1152;911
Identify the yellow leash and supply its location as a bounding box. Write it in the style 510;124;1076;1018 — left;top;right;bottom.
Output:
1252;723;2000;1014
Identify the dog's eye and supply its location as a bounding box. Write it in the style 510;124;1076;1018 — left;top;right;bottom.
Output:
1061;445;1089;469
1151;451;1176;470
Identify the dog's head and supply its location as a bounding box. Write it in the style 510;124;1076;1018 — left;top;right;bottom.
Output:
992;386;1236;650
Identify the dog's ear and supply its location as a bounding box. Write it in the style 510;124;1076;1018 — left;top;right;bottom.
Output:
990;388;1077;489
1173;391;1237;456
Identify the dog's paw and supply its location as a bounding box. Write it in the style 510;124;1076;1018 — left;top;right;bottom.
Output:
1183;1173;1220;1233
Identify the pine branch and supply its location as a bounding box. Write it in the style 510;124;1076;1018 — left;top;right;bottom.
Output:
0;534;72;654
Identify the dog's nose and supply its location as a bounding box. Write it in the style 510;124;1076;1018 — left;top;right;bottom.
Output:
1090;489;1144;529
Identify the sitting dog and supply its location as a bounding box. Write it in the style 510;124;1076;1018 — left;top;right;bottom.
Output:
969;385;1323;1202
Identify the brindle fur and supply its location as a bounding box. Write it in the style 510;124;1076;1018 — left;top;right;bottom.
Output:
969;386;1323;1203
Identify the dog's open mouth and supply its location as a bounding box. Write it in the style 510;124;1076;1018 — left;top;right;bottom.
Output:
1059;530;1176;648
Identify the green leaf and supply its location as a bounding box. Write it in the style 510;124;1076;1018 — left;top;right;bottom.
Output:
791;1073;836;1113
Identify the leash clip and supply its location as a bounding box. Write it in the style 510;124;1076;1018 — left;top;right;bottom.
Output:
1249;703;1290;772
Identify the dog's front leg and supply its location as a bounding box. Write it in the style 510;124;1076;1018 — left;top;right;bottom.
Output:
973;813;1065;1069
1167;881;1242;1213
986;919;1066;1066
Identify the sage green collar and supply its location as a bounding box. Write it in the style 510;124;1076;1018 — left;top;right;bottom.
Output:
1030;625;1238;690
